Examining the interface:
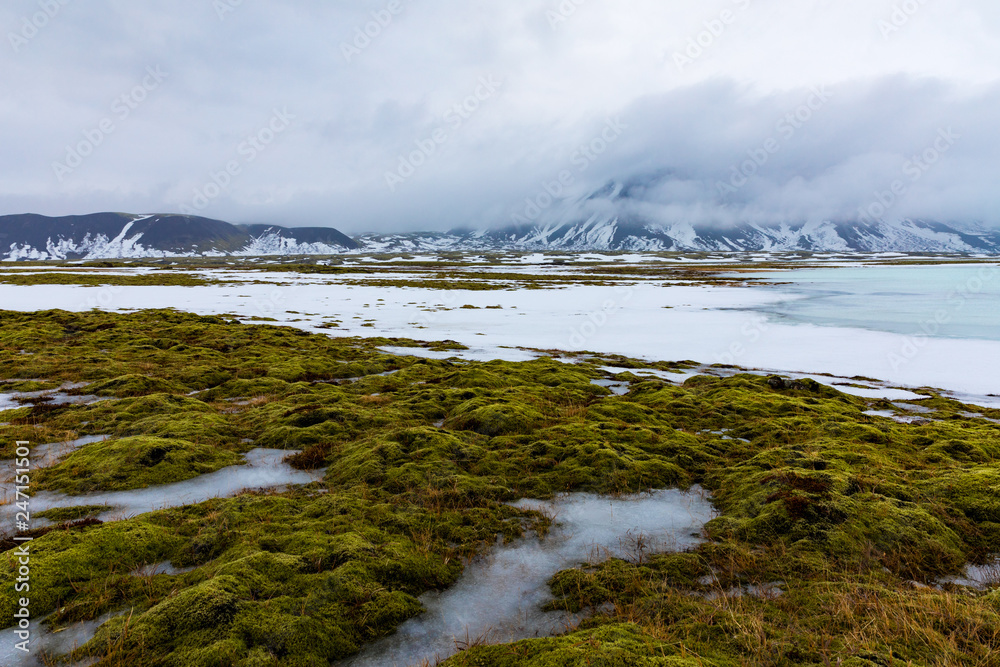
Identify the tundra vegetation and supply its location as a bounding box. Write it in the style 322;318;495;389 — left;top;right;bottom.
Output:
0;309;997;666
3;252;996;291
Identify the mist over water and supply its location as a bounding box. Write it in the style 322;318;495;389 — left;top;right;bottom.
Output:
344;487;715;667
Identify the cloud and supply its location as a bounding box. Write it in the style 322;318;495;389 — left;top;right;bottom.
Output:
571;77;1000;228
0;0;998;231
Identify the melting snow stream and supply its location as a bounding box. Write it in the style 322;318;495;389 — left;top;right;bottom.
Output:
343;487;716;667
0;449;325;527
0;448;326;666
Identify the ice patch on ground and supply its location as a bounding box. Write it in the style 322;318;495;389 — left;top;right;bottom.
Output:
939;560;1000;589
343;487;715;667
702;581;786;601
0;449;325;529
3;267;1000;398
0;383;107;411
590;379;630;395
0;611;121;667
600;366;687;382
863;410;930;424
130;560;198;577
600;364;934;402
820;385;929;401
1;436;108;484
945;392;1000;410
379;345;541;362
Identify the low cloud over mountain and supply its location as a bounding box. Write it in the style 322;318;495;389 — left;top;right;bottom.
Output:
2;3;998;232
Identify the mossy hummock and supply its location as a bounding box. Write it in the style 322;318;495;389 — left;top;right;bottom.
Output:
1;309;998;665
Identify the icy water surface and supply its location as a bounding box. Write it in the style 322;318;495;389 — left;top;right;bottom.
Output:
343;487;715;667
754;264;1000;341
590;378;630;395
0;382;107;413
600;364;933;401
940;559;1000;589
0;393;18;411
379;345;542;362
0;436;108;484
0;449;322;664
0;611;120;667
0;449;325;526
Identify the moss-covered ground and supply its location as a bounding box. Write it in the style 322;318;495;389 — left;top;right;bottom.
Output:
0;309;998;666
35;436;244;494
0;272;216;287
5;252;996;294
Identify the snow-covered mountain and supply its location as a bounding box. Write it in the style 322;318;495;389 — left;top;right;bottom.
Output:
357;218;1000;254
359;176;1000;254
0;213;358;260
463;217;1000;253
4;203;999;260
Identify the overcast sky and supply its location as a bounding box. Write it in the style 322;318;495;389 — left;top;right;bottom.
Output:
1;0;998;232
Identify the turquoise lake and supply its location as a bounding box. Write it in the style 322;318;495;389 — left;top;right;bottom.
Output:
752;264;1000;342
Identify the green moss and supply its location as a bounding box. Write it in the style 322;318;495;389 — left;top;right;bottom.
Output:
0;422;78;458
0;379;62;392
0;272;214;286
442;624;704;666
447;398;547;436
2;309;1000;665
64;490;532;665
36;436;243;494
88;373;186;397
36;506;109;522
0;520;184;624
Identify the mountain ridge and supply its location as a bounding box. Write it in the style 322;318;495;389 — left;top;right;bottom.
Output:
0;213;358;260
359;218;1000;254
3;209;999;259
